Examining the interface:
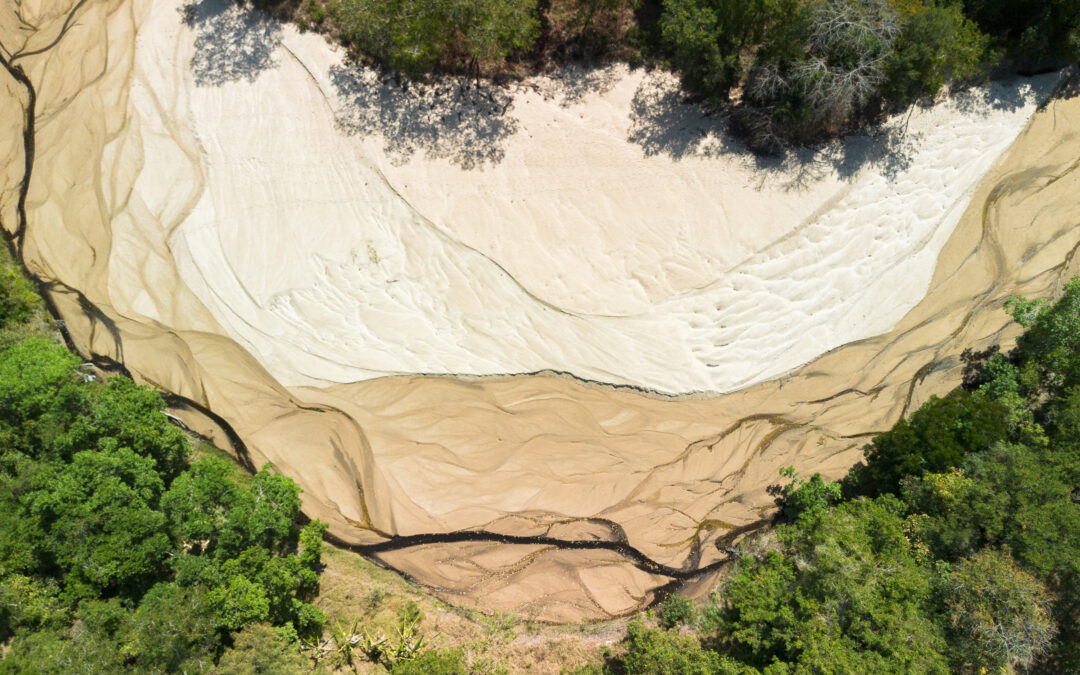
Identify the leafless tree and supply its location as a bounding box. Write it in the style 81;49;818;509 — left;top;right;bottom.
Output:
796;0;900;124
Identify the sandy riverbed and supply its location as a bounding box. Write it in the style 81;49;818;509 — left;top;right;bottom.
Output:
3;0;1079;620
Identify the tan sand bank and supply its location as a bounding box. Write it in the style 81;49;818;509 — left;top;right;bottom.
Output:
3;0;1079;620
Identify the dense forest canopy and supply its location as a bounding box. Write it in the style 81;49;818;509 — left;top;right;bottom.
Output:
272;0;1080;147
0;258;328;671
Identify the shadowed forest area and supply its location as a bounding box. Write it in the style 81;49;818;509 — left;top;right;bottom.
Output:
239;0;1080;150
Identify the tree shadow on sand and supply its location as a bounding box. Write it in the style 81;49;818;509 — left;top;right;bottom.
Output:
532;63;623;107
626;71;1052;192
626;72;922;190
328;65;518;170
182;0;282;87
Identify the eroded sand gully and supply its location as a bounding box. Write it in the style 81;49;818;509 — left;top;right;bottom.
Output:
3;0;1080;621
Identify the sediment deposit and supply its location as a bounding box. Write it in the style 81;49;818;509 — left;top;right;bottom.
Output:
3;0;1078;620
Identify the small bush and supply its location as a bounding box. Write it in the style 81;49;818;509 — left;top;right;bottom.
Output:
621;620;720;674
0;266;40;329
658;593;696;629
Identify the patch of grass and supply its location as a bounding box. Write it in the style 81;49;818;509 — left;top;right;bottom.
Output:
190;441;255;487
312;544;623;672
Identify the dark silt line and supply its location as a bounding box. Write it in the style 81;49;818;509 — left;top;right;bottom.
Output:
321;522;762;581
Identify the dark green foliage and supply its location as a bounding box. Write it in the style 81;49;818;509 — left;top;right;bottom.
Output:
546;0;640;58
55;376;190;482
165;462;327;637
125;585;221;673
0;575;66;641
162;459;326;637
333;0;540;77
777;466;841;523
657;593;696;629
0;338;83;456
659;0;773;101
846;389;1006;497
962;0;1080;65
706;497;950;673
885;2;990;106
30;447;171;601
902;441;1080;572
1008;277;1080;399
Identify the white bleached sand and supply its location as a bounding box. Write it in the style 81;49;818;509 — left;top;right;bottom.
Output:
124;0;1058;395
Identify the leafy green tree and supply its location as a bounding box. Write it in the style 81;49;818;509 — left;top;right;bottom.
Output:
706;497;950;673
161;457;242;550
777;467;841;524
0;574;66;641
165;463;326;637
217;466;304;559
29;446;171;601
217;622;308;674
0;599;128;674
660;0;775;101
913;441;1080;575
54;377;189;482
0;338;84;457
0;259;329;671
124;584;221;673
1007;277;1080;401
885;1;989;106
903;440;1080;670
0;266;40;329
845;389;1006;497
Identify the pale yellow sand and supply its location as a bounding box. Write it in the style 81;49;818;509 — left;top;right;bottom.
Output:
3;0;1079;621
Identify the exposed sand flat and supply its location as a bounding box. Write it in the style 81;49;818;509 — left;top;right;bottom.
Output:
3;0;1080;621
159;0;1058;394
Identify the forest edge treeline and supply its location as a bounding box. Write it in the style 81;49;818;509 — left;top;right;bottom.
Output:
240;0;1080;150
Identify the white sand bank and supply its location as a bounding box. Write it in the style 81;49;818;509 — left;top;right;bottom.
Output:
126;0;1059;395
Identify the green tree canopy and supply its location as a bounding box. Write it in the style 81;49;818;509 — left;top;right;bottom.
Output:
333;0;540;77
